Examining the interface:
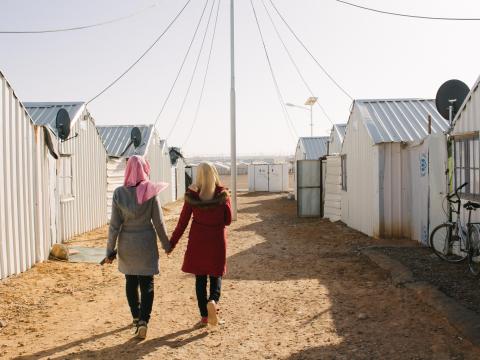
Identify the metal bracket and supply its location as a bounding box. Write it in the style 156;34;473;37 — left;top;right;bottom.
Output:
60;132;79;143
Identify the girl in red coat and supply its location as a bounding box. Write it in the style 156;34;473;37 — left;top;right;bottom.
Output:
169;162;232;326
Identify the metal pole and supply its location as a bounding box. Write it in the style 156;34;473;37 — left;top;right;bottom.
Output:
230;0;237;220
310;105;313;136
447;103;454;194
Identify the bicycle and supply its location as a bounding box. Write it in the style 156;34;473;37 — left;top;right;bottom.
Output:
430;182;480;275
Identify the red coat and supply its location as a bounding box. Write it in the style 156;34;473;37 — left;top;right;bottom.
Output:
170;186;232;277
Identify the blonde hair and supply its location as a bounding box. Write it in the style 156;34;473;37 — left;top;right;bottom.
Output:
195;162;221;199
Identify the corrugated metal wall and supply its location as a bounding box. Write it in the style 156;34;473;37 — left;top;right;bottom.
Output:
453;81;480;134
324;155;342;221
378;143;405;238
106;157;126;220
145;132;173;205
0;73;51;279
328;132;342;155
145;130;172;205
341;106;378;237
58;111;107;241
176;159;186;200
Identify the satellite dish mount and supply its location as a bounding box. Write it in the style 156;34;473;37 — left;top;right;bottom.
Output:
120;127;143;157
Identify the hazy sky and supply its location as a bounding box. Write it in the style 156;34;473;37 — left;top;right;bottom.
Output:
1;0;480;156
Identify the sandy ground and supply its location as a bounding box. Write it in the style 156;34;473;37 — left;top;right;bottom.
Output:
1;193;480;359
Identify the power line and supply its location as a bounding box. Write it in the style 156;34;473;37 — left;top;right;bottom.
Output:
152;0;209;128
86;0;192;104
0;3;157;34
250;0;298;140
269;0;353;101
336;0;480;21
260;0;333;126
166;0;217;140
182;0;221;148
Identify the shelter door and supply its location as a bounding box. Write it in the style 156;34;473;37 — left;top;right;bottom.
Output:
254;165;269;191
297;160;323;217
269;165;283;192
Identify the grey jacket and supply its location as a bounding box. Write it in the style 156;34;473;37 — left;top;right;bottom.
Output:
107;186;171;276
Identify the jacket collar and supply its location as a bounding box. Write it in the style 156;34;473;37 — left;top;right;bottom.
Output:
185;187;229;208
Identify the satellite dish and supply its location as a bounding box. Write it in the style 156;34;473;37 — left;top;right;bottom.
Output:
55;109;71;140
435;79;470;121
131;127;142;148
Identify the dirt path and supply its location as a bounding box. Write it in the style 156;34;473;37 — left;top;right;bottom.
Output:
1;193;479;359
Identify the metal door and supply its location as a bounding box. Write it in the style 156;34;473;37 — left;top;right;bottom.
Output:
254;165;269;191
297;160;323;217
268;164;283;192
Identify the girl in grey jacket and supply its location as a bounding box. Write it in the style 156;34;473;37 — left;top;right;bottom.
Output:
105;155;171;339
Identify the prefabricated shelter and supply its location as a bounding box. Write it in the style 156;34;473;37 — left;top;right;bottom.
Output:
97;125;172;220
323;155;343;221
451;76;480;223
323;124;347;221
295;136;329;161
340;98;449;242
159;139;174;204
237;162;249;175
26;102;108;242
214;162;231;175
328;124;347;155
169;147;187;201
0;71;60;279
293;137;329;211
248;163;289;192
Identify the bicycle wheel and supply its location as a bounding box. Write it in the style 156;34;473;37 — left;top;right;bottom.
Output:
468;225;480;275
430;223;467;262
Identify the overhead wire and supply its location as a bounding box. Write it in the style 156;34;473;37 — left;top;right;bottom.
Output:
182;0;221;148
86;0;192;104
0;3;158;34
260;0;333;126
335;0;480;21
166;0;217;140
249;0;298;140
152;0;210;128
269;0;353;101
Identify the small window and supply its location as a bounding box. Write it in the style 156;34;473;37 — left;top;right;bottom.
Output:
341;155;347;191
59;155;74;200
454;136;480;199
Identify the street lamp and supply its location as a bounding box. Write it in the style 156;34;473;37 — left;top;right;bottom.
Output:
286;96;317;136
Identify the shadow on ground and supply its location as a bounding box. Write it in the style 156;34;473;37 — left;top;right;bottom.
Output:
226;194;476;359
14;326;207;360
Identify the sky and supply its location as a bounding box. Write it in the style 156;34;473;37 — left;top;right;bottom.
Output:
1;0;480;156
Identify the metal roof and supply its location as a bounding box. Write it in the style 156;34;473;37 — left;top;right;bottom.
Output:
333;123;347;142
24;102;85;136
299;136;329;160
355;99;448;144
96;125;154;157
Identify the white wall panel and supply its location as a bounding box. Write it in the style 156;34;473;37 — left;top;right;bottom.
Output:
341;106;377;237
58;110;107;241
0;73;51;279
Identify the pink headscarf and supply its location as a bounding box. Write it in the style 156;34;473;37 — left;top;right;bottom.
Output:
124;155;169;205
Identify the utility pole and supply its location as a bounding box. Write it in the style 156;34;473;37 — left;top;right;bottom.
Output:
230;0;237;220
309;104;313;136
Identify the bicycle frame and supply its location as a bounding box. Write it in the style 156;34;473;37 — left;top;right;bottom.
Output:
445;184;480;255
